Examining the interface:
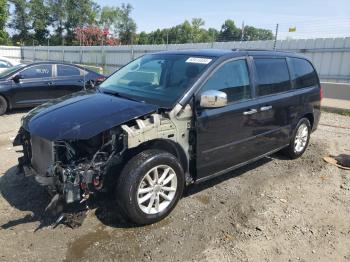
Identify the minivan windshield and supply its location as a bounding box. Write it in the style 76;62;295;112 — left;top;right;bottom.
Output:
99;54;214;107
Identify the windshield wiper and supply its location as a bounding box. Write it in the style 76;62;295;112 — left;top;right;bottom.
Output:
102;89;144;103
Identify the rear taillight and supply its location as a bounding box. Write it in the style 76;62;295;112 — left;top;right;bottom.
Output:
320;86;324;100
96;77;106;83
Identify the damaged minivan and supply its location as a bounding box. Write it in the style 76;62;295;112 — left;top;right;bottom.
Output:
13;49;321;225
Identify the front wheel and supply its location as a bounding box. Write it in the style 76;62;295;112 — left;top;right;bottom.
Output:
283;118;311;159
0;96;7;116
116;150;185;225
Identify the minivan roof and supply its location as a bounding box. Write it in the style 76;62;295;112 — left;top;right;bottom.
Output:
155;49;307;59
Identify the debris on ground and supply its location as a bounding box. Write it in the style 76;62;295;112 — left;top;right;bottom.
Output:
323;155;350;170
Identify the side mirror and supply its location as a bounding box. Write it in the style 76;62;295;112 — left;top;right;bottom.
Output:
200;90;228;108
12;74;22;83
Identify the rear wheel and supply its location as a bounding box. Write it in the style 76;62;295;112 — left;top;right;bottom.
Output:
283;118;311;159
116;149;185;225
0;96;7;116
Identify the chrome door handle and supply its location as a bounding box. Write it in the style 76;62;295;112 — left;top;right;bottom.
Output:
243;109;258;115
260;105;272;111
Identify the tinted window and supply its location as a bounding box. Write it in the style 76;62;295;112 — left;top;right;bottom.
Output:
254;58;291;96
57;65;81;77
201;59;251;103
21;65;52;79
290;58;318;88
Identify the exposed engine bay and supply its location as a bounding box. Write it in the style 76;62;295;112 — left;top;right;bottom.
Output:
15;126;126;205
13;104;193;212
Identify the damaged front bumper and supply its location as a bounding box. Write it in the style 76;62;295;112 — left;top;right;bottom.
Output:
13;127;125;207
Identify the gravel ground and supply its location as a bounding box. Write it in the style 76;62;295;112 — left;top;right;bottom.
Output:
0;111;350;262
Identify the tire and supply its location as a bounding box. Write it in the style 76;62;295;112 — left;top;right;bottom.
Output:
283;118;311;159
0;95;7;116
116;149;185;225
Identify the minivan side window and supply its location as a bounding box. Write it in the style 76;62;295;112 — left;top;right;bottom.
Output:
290;58;318;89
201;59;251;103
57;65;81;77
21;65;52;79
254;58;291;96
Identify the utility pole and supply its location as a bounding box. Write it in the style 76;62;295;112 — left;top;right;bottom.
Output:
273;23;279;50
47;38;50;60
211;30;215;48
241;21;245;41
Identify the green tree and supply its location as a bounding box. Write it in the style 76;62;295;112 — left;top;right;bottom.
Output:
9;0;31;45
64;0;99;45
29;0;50;44
48;0;99;45
136;18;274;45
117;3;136;45
47;0;66;45
243;26;273;41
137;31;149;44
178;20;192;43
191;18;204;43
0;0;9;44
218;19;240;41
99;6;121;37
208;27;219;42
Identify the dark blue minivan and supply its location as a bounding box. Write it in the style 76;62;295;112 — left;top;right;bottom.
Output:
14;49;322;225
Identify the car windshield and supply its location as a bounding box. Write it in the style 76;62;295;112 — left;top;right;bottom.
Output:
0;64;24;78
99;54;214;107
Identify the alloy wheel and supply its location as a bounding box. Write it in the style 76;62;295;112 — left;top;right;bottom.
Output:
294;123;309;153
137;165;178;215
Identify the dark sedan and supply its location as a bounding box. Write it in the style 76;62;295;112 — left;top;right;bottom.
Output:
0;62;105;115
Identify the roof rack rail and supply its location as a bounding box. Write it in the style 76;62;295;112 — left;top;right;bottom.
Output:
232;48;295;54
232;48;273;52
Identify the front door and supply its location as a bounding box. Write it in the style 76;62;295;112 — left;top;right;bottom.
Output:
196;58;260;180
13;64;54;107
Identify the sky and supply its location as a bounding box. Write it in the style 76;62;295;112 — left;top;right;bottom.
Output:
96;0;350;39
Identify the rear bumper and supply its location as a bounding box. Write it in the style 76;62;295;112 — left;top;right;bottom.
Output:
312;108;321;132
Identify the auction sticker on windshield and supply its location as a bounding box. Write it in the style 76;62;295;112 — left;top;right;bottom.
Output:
186;57;212;64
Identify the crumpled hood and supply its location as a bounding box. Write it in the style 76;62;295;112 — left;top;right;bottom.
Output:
22;91;158;141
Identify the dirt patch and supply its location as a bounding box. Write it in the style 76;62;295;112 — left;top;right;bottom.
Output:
0;111;350;261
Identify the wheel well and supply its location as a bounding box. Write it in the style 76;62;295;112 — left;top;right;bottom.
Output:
126;139;189;174
303;113;314;128
0;94;8;105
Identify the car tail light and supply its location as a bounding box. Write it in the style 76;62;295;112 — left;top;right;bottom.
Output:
96;76;106;83
320;86;324;100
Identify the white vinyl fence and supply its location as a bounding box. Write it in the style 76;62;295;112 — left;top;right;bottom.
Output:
1;37;350;83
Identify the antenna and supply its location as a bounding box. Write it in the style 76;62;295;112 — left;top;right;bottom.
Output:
273;23;279;50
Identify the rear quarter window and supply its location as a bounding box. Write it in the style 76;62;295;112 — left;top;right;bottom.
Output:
57;65;81;77
254;58;291;96
290;58;319;89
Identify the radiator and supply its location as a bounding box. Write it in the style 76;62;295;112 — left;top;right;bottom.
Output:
30;135;54;175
